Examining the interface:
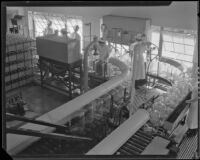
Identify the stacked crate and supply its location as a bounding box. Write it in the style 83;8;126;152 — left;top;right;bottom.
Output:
5;34;37;92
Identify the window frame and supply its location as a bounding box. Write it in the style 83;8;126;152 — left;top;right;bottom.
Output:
151;26;196;69
27;11;83;52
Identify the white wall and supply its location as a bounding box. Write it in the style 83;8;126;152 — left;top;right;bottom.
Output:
108;2;198;30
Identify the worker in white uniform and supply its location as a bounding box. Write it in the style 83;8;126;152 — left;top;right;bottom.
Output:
95;38;112;76
44;21;54;36
185;40;199;137
96;38;112;62
101;24;108;39
70;25;81;41
129;33;150;89
128;33;152;115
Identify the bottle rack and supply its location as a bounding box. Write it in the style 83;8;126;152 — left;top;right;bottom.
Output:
5;34;37;93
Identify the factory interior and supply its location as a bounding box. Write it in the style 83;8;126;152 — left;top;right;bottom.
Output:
3;1;199;159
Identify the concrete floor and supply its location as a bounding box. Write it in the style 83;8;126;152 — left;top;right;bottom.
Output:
21;83;69;115
6;83;70;128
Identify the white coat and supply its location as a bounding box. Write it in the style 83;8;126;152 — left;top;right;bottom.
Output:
186;86;198;129
186;40;198;129
130;42;146;80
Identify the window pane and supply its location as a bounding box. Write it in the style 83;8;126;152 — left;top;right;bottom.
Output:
184;62;193;68
163;42;173;51
174;43;184;53
177;54;193;62
150;26;196;69
163;34;172;41
185;45;194;55
184;37;194;45
162;51;177;59
173;35;183;43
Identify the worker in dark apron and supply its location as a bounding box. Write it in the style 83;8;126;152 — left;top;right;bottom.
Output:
70;25;81;41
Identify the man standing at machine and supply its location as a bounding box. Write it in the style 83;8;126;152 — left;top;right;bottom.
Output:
97;38;112;62
95;38;112;76
43;20;54;36
128;33;151;115
129;33;150;89
70;25;81;41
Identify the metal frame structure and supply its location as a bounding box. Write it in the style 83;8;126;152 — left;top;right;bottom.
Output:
38;56;82;99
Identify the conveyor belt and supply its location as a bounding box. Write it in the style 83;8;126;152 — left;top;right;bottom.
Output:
115;127;155;155
177;134;198;159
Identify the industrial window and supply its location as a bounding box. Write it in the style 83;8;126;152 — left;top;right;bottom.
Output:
151;26;160;56
151;26;197;69
27;11;83;51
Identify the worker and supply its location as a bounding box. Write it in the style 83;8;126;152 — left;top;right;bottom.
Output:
96;38;112;62
101;24;108;39
94;38;112;76
129;33;150;89
43;20;54;36
185;39;199;137
70;25;81;41
128;33;152;115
